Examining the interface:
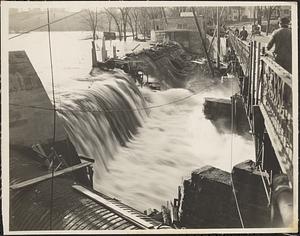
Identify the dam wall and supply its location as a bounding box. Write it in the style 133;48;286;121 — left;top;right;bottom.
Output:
9;51;67;147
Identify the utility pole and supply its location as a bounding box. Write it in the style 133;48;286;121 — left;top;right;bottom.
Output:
161;7;168;28
217;7;220;70
192;7;215;77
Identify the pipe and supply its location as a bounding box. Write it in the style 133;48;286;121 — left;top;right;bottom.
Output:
271;174;293;227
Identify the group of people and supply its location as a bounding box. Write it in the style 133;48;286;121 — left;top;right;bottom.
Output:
232;17;291;73
234;26;249;40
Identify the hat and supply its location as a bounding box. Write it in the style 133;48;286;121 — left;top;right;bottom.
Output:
279;17;290;25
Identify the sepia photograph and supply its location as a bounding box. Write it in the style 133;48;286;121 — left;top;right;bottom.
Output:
1;1;298;234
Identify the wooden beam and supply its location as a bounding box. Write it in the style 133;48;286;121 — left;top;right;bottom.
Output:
72;185;155;229
191;8;215;77
10;161;92;190
78;154;95;163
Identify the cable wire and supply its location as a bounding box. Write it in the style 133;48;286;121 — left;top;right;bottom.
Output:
9;82;216;114
9;10;83;40
229;74;245;228
47;8;56;230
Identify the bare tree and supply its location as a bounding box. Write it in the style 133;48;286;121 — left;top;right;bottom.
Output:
107;13;113;33
166;7;190;17
127;13;135;40
266;6;278;35
144;7;163;30
81;9;99;40
238;7;242;22
138;8;152;39
105;8;122;40
130;8;139;39
119;7;130;41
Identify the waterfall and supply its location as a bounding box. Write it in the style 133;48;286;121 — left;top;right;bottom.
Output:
58;73;148;175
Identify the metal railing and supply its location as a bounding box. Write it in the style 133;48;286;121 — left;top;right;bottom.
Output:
228;32;250;74
260;56;293;165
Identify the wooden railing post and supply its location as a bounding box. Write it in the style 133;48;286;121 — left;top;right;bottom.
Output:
251;40;257;121
256;43;262;104
260;60;264;103
247;41;253;116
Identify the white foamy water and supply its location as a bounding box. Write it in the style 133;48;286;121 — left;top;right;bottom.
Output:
94;85;255;211
9;31;255;212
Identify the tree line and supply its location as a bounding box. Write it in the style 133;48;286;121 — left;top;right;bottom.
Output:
82;7;207;41
83;6;290;41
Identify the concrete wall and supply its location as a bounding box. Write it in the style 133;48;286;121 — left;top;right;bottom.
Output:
9;51;67;147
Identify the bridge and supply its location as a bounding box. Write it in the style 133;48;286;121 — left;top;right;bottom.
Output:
227;31;294;225
226;29;295;226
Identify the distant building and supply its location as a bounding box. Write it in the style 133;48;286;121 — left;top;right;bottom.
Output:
278;6;291;19
225;6;255;21
151;15;206;54
153;15;204;31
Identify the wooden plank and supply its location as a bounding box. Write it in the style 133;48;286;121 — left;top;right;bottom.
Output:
72;185;155;229
259;104;293;182
78;155;95;163
10;161;92;190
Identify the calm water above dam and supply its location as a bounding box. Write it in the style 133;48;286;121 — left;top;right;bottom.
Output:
10;31;255;211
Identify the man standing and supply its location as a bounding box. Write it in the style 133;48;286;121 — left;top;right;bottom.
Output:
266;17;292;73
234;28;239;36
239;26;248;40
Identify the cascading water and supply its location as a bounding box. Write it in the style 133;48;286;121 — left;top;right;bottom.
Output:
58;72;255;212
93;80;255;211
58;73;148;177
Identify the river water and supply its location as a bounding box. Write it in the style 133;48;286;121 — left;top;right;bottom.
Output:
9;31;255;212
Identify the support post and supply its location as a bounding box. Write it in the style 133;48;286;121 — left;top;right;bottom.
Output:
192;8;215;77
255;42;261;104
247;41;253;116
253;105;264;164
251;40;257;121
113;46;117;58
91;41;97;67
